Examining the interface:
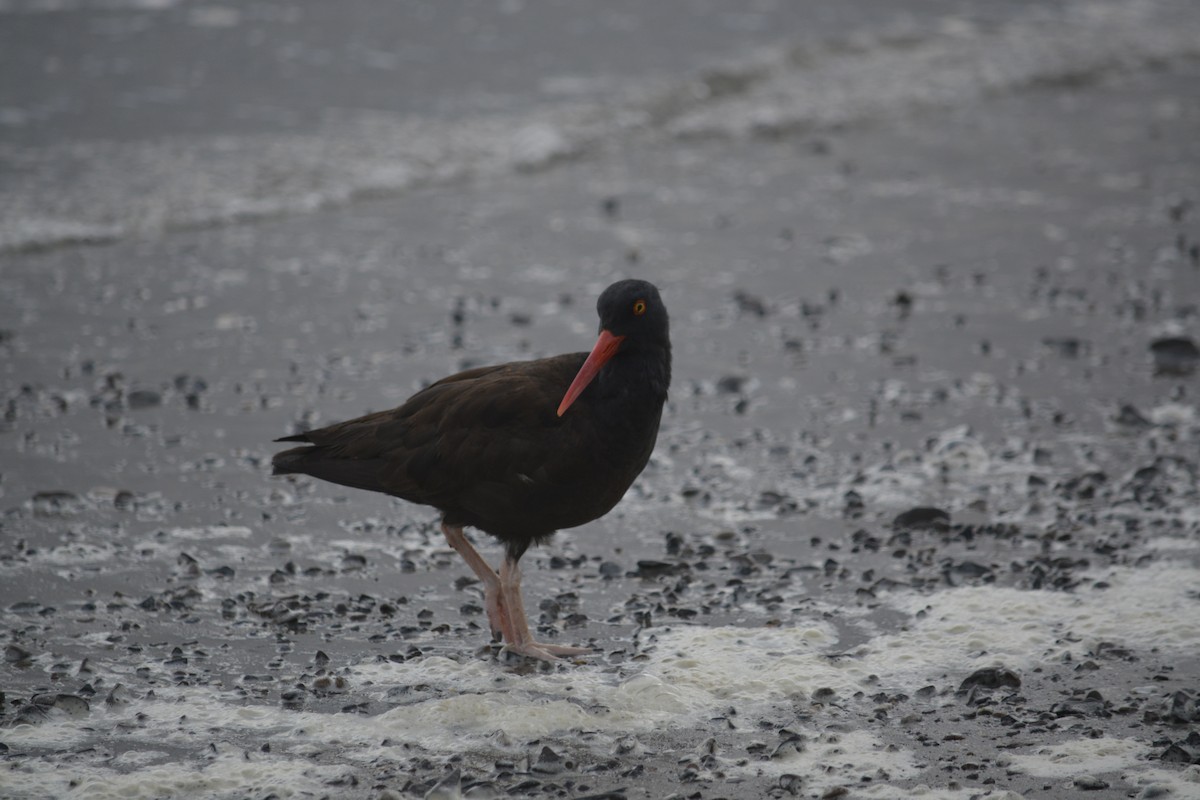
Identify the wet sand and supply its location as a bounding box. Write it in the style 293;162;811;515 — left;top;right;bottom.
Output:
2;1;1199;798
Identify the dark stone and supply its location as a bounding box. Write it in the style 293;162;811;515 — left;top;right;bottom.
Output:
1114;404;1153;427
958;667;1021;693
952;561;993;579
1150;336;1200;374
716;375;747;394
1158;731;1200;764
127;389;162;409
892;507;950;531
5;644;31;663
732;290;768;317
532;745;563;774
1164;690;1198;723
1057;471;1107;500
1043;336;1084;358
634;560;681;578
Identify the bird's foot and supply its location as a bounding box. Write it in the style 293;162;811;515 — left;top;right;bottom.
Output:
501;640;596;663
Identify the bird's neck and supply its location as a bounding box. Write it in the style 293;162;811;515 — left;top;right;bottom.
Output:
596;342;672;406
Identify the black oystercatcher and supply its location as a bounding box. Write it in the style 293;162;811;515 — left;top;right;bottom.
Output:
272;279;670;661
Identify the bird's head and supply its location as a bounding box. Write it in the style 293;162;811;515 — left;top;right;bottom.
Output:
557;279;670;417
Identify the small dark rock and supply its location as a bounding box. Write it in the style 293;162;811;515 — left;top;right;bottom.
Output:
892;507;950;532
339;553;367;571
716;375;747;394
958;667;1020;693
105;685;127;707
634;560;680;578
532;745;563;775
1043;337;1084;358
1164;689;1198;723
281;689;306;709
1051;693;1110;718
423;768;461;798
732;290;768;318
1058;471;1108;501
1158;731;1200;764
1114;404;1153;428
1150;336;1200;375
778;774;802;795
5;644;32;663
31;491;84;516
19;693;90;723
951;561;992;579
127;389;162;410
511;779;543;793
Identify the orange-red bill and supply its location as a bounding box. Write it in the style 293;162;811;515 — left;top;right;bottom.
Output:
557;329;625;417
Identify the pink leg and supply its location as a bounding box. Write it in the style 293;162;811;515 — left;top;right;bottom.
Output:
441;523;511;642
499;556;594;662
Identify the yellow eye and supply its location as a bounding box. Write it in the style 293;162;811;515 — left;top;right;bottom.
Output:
633;300;647;316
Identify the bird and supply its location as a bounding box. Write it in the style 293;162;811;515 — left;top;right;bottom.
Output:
272;279;671;661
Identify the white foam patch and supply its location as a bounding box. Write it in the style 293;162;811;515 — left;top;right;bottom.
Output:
1006;736;1148;778
1123;765;1200;799
1147;535;1200;552
360;652;736;742
5;564;1197;797
639;564;1200;702
877;564;1200;673
3;748;354;800
10;540;120;568
0;525;265;576
157;525;255;540
1149;403;1198;426
853;787;1025;800
736;729;923;789
645;623;865;699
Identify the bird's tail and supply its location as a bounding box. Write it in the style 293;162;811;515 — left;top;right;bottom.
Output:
270;442;388;494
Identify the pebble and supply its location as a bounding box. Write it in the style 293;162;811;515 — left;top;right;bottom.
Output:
1073;775;1110;790
892;507;950;531
532;745;564;775
958;667;1021;693
126;389;162;409
1150;336;1200;374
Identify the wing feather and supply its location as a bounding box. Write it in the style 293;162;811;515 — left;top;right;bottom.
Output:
270;355;587;519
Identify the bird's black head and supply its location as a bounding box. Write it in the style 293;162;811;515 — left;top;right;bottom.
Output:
595;279;669;350
556;279;671;416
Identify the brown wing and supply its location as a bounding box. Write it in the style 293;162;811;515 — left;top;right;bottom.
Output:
272;354;601;534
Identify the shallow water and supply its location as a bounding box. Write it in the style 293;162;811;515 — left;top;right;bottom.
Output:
3;1;1200;798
